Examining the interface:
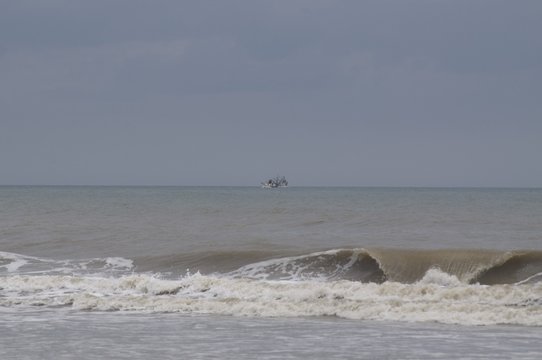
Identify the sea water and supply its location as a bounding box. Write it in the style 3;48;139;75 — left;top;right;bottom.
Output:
1;186;542;359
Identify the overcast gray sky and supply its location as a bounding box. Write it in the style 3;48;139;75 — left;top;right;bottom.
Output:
1;0;541;186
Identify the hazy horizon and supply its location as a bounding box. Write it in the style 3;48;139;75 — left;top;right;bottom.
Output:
2;1;541;187
1;184;541;190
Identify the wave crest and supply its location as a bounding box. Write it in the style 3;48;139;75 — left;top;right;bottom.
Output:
227;248;542;285
227;249;385;282
3;248;542;285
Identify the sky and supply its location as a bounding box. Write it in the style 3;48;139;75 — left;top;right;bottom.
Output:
1;0;541;187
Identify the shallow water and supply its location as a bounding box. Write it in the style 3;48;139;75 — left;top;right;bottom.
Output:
2;310;542;360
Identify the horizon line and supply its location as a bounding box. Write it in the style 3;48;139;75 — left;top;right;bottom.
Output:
0;184;540;190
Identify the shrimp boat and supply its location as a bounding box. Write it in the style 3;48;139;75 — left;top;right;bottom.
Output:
261;176;288;188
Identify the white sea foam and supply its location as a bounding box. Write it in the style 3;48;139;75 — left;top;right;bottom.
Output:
1;271;541;326
0;251;134;276
105;257;134;269
417;268;463;287
0;252;29;272
516;272;542;285
227;249;364;281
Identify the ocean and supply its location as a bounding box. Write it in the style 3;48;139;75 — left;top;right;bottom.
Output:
1;186;541;359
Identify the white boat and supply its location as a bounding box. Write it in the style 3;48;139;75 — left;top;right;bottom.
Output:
261;176;288;188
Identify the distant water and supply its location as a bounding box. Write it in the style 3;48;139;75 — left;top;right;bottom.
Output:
1;186;542;359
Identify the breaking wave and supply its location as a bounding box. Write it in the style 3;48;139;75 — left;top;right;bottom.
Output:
170;248;542;285
1;249;542;326
3;248;542;285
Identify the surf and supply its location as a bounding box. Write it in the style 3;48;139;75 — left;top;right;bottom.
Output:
3;248;542;285
2;250;542;326
168;248;542;285
1;270;541;326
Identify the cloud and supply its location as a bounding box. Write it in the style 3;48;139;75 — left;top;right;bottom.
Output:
1;0;541;185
